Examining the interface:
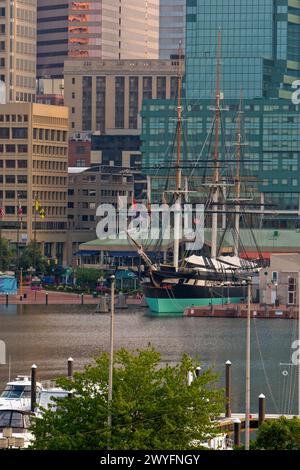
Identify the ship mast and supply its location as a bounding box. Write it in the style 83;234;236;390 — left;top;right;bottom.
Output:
211;31;222;259
173;42;184;271
234;92;243;257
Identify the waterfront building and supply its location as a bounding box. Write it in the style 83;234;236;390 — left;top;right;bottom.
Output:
0;102;69;264
159;0;186;59
37;0;160;80
259;253;300;305
67;165;134;262
68;139;91;167
0;0;36;103
64;58;180;135
91;133;146;202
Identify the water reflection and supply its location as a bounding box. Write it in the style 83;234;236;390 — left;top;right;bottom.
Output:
0;304;298;415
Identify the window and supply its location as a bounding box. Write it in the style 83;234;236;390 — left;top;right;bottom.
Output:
157;77;166;100
115;77;125;128
18;144;28;153
288;277;296;305
17;175;27;184
6;144;15;152
12;128;27;139
96;76;106;133
271;271;278;283
18;160;27;168
129;76;138;129
5;206;15;214
5;175;15;184
143;77;152;100
0;127;9;139
5;160;15;168
82;76;92;131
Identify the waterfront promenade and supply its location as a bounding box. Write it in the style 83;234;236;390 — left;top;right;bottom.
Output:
0;289;143;306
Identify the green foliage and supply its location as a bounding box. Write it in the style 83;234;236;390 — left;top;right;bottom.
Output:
253;416;300;450
0;237;13;271
75;268;103;289
31;347;224;450
19;240;47;274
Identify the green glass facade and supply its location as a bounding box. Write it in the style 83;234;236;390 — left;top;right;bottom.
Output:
141;98;300;188
141;0;300;225
185;0;300;100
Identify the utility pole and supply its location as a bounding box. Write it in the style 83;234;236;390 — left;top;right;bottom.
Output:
245;277;252;450
108;275;115;443
298;271;300;418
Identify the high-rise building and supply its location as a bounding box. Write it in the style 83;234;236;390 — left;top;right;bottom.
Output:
185;0;300;100
37;0;160;79
141;0;300;229
0;0;36;103
64;58;180;135
0;102;69;264
159;0;186;59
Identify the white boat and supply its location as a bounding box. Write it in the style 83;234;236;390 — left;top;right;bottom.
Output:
0;375;43;412
35;387;70;417
0;409;33;448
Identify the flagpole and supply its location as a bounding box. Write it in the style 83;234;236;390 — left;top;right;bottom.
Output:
16;198;20;272
33;196;37;273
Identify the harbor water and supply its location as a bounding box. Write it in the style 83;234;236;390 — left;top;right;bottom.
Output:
0;304;298;415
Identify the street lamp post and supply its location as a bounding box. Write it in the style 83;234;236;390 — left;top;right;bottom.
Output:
108;275;115;443
245;277;252;451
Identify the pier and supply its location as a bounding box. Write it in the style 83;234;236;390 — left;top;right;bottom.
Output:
185;304;299;319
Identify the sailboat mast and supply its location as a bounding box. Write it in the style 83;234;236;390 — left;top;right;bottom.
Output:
173;43;184;271
234;92;243;257
211;31;222;259
176;42;183;192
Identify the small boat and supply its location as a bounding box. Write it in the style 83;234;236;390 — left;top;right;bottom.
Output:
0;375;43;412
35;387;70;417
0;409;33;448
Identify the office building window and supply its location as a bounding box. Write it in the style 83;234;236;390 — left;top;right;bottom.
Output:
143;77;152;100
157;77;166;99
82;76;92;131
96;76;106;133
129;76;138;129
115;76;125;128
170;76;179;99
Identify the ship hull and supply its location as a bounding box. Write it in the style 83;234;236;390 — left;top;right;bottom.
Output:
143;283;245;315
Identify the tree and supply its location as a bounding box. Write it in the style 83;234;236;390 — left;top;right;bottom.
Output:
75;267;103;289
31;347;224;450
0;237;13;271
253;416;300;450
19;240;47;274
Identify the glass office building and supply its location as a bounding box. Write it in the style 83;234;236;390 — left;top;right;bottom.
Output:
185;0;300;100
141;1;300;225
159;0;186;59
141;97;300;227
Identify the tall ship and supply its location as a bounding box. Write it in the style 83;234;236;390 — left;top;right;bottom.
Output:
129;36;262;315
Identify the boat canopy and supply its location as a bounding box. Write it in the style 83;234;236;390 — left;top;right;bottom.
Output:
217;255;258;270
185;255;235;272
185;255;258;272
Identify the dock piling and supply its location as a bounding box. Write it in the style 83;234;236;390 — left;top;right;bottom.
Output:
31;364;37;412
67;357;74;378
225;360;232;418
233;418;241;447
258;393;266;427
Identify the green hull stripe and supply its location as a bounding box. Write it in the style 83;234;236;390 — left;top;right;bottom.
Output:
146;297;243;315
